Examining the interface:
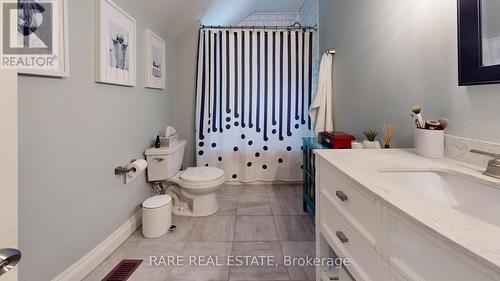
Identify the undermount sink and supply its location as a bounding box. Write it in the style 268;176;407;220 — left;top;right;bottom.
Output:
379;170;500;228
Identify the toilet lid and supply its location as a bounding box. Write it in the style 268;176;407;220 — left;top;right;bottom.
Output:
180;167;224;183
142;195;172;209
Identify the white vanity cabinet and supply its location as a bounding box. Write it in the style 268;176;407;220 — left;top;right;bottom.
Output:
386;210;498;281
319;162;383;251
319;196;383;281
315;156;500;281
317;160;384;281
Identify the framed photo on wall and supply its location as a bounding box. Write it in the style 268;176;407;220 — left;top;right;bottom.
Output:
17;0;70;77
145;30;166;89
94;0;136;86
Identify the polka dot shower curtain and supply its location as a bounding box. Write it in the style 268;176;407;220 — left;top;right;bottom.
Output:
195;28;314;182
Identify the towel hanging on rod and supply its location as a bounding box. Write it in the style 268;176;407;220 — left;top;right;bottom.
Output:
309;53;334;135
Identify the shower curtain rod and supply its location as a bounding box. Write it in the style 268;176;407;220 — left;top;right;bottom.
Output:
200;24;317;31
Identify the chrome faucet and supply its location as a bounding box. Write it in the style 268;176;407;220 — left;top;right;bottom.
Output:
470;149;500;179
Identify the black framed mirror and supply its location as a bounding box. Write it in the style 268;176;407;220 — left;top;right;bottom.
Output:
458;0;500;85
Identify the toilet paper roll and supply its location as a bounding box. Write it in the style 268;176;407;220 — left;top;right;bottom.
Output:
126;159;148;184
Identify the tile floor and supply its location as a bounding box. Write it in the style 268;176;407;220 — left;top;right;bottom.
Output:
83;184;315;281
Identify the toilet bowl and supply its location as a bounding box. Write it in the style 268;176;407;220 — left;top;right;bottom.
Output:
167;167;225;216
145;140;225;217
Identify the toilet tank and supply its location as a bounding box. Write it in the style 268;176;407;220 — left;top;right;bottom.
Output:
145;140;186;181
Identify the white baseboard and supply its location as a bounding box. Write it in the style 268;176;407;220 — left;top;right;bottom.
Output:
51;210;142;281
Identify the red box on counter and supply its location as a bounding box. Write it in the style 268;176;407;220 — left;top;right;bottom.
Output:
318;131;356;149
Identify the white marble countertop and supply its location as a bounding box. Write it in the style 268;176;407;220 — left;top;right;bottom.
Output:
315;149;500;273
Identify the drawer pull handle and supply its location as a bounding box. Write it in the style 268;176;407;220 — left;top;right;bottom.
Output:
336;191;348;201
336;231;349;243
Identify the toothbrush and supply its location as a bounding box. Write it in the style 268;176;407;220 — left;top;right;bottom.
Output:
411;104;424;128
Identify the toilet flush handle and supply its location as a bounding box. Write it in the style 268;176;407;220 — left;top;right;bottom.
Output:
154;157;165;162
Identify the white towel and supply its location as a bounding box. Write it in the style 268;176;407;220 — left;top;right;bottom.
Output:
309;53;334;135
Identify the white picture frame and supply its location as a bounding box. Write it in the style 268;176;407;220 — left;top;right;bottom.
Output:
18;0;70;77
145;30;166;89
94;0;136;86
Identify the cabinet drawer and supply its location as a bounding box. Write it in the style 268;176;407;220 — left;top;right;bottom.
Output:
320;196;383;281
319;160;382;251
388;210;500;281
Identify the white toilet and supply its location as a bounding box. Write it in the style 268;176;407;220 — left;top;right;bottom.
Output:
145;140;225;217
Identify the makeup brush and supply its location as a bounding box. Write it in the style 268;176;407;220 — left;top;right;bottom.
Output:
410;114;419;128
411;104;424;128
438;118;449;129
384;123;394;148
425;120;441;130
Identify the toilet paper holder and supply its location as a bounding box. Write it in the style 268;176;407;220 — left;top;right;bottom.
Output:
114;159;137;175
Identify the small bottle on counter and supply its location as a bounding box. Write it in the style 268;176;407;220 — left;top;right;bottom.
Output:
155;135;161;148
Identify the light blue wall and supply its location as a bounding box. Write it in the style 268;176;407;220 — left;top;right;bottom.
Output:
172;23;199;168
318;0;500;145
17;1;176;280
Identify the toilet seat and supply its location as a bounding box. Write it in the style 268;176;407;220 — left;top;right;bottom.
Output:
169;167;225;191
180;167;224;183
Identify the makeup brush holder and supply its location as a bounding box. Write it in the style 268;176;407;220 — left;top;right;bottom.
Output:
414;128;444;158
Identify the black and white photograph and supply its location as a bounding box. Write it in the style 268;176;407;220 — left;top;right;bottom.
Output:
145;29;166;89
108;21;129;70
15;0;69;77
94;0;136;86
151;46;161;77
16;0;50;49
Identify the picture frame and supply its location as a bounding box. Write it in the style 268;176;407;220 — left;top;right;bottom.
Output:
458;0;500;85
18;0;70;77
94;0;136;86
145;30;166;89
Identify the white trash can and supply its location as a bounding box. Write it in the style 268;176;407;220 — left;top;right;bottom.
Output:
142;195;172;238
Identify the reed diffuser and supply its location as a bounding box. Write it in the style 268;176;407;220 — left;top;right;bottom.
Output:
384;123;394;148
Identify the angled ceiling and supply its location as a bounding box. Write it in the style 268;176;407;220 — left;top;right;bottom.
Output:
136;0;305;38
